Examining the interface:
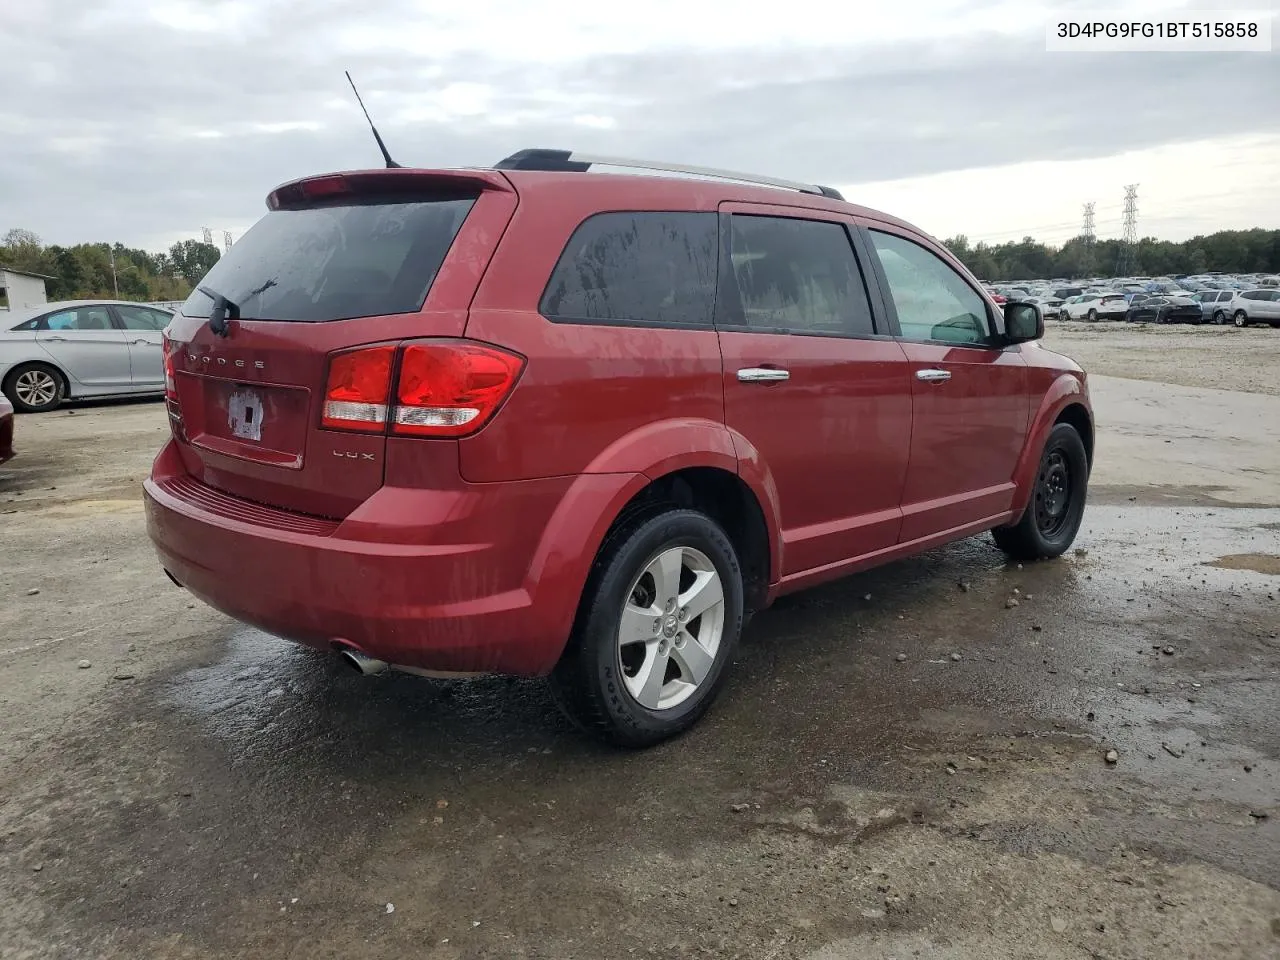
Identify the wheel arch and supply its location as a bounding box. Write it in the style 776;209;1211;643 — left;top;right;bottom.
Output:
522;424;782;674
1008;377;1093;520
3;358;72;403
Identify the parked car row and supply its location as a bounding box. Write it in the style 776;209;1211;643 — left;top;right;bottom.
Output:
985;284;1280;328
0;300;173;412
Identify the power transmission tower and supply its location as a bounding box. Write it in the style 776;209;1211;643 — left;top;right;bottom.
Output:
223;231;233;253
1081;202;1096;275
1116;185;1138;275
201;227;213;245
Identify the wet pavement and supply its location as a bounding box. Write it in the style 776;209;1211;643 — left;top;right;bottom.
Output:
3;497;1278;959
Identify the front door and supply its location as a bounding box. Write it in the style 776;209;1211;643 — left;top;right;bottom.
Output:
35;305;132;388
716;204;913;577
862;227;1030;543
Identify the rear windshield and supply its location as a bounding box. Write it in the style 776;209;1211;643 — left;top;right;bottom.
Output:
180;196;476;322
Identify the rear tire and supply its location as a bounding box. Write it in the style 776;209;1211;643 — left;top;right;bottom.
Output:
550;508;744;748
1234;310;1250;327
1086;309;1098;322
3;363;66;413
993;423;1089;561
1213;310;1227;324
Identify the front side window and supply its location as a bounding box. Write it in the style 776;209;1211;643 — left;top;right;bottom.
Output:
41;306;114;331
540;212;718;327
869;231;993;345
720;215;876;337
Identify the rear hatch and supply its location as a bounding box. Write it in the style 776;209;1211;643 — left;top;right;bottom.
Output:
163;169;516;519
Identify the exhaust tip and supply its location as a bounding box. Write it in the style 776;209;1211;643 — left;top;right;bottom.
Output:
338;646;388;676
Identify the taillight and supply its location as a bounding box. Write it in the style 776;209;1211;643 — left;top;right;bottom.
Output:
322;345;395;432
161;334;187;442
393;340;524;438
319;340;524;438
162;334;178;401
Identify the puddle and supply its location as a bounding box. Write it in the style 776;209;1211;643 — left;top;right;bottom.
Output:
1206;554;1280;576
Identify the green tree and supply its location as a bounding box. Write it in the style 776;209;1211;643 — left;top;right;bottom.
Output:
168;240;222;286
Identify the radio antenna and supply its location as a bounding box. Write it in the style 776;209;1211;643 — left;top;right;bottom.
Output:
345;71;401;169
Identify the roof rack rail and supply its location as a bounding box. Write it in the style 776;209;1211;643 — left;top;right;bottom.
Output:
492;148;845;201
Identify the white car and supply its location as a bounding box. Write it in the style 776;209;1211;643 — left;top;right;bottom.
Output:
1064;292;1129;322
0;300;173;412
1028;296;1065;319
1229;290;1280;328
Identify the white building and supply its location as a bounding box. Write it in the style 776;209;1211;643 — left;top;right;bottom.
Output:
0;267;54;310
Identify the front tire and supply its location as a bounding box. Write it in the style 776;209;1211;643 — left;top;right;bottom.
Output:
4;363;66;413
1087;309;1098;322
1234;310;1250;328
550;509;744;748
993;423;1089;561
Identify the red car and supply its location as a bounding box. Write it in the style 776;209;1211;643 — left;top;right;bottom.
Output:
145;150;1093;746
0;394;13;463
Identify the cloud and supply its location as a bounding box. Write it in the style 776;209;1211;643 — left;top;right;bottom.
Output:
0;0;1275;249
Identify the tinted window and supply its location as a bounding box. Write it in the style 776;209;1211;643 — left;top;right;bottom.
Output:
40;306;115;331
869;231;992;345
540;212;717;326
116;306;172;331
719;215;875;337
180;197;477;323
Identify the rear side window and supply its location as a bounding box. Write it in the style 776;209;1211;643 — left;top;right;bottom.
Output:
719;215;876;337
115;305;172;330
540;212;718;327
180;197;477;322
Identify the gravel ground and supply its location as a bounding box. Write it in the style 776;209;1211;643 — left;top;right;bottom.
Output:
1043;320;1280;396
1;328;1277;960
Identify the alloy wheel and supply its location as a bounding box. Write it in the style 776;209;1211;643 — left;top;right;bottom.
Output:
14;369;58;408
616;545;726;711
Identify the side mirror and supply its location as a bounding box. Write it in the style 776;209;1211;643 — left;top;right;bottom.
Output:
1004;300;1044;343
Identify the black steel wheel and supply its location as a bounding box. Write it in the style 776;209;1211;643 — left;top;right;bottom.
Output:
993;422;1089;561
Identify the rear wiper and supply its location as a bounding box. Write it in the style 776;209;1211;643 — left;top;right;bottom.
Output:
198;285;240;338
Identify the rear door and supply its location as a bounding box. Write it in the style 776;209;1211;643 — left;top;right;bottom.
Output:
163;170;516;519
36;305;132;388
861;225;1029;543
1261;291;1280;321
113;305;171;388
716;203;912;575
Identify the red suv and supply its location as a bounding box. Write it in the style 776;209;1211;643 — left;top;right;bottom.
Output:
144;149;1093;746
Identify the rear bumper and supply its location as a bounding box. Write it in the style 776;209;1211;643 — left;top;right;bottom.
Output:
144;439;638;676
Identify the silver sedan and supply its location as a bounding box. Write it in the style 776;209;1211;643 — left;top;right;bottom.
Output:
0;300;173;412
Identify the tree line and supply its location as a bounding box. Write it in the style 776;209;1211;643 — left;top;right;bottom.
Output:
5;224;1280;303
943;228;1280;282
0;228;222;305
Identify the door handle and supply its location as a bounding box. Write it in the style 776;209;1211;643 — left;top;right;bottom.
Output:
132;338;153;345
737;367;790;383
45;335;67;342
915;368;952;382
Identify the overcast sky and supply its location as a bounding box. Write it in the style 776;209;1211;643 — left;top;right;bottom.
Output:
2;0;1277;253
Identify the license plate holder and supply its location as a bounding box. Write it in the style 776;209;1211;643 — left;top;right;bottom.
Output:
227;387;264;442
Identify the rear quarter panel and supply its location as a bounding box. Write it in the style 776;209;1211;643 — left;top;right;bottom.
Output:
460;176;728;484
